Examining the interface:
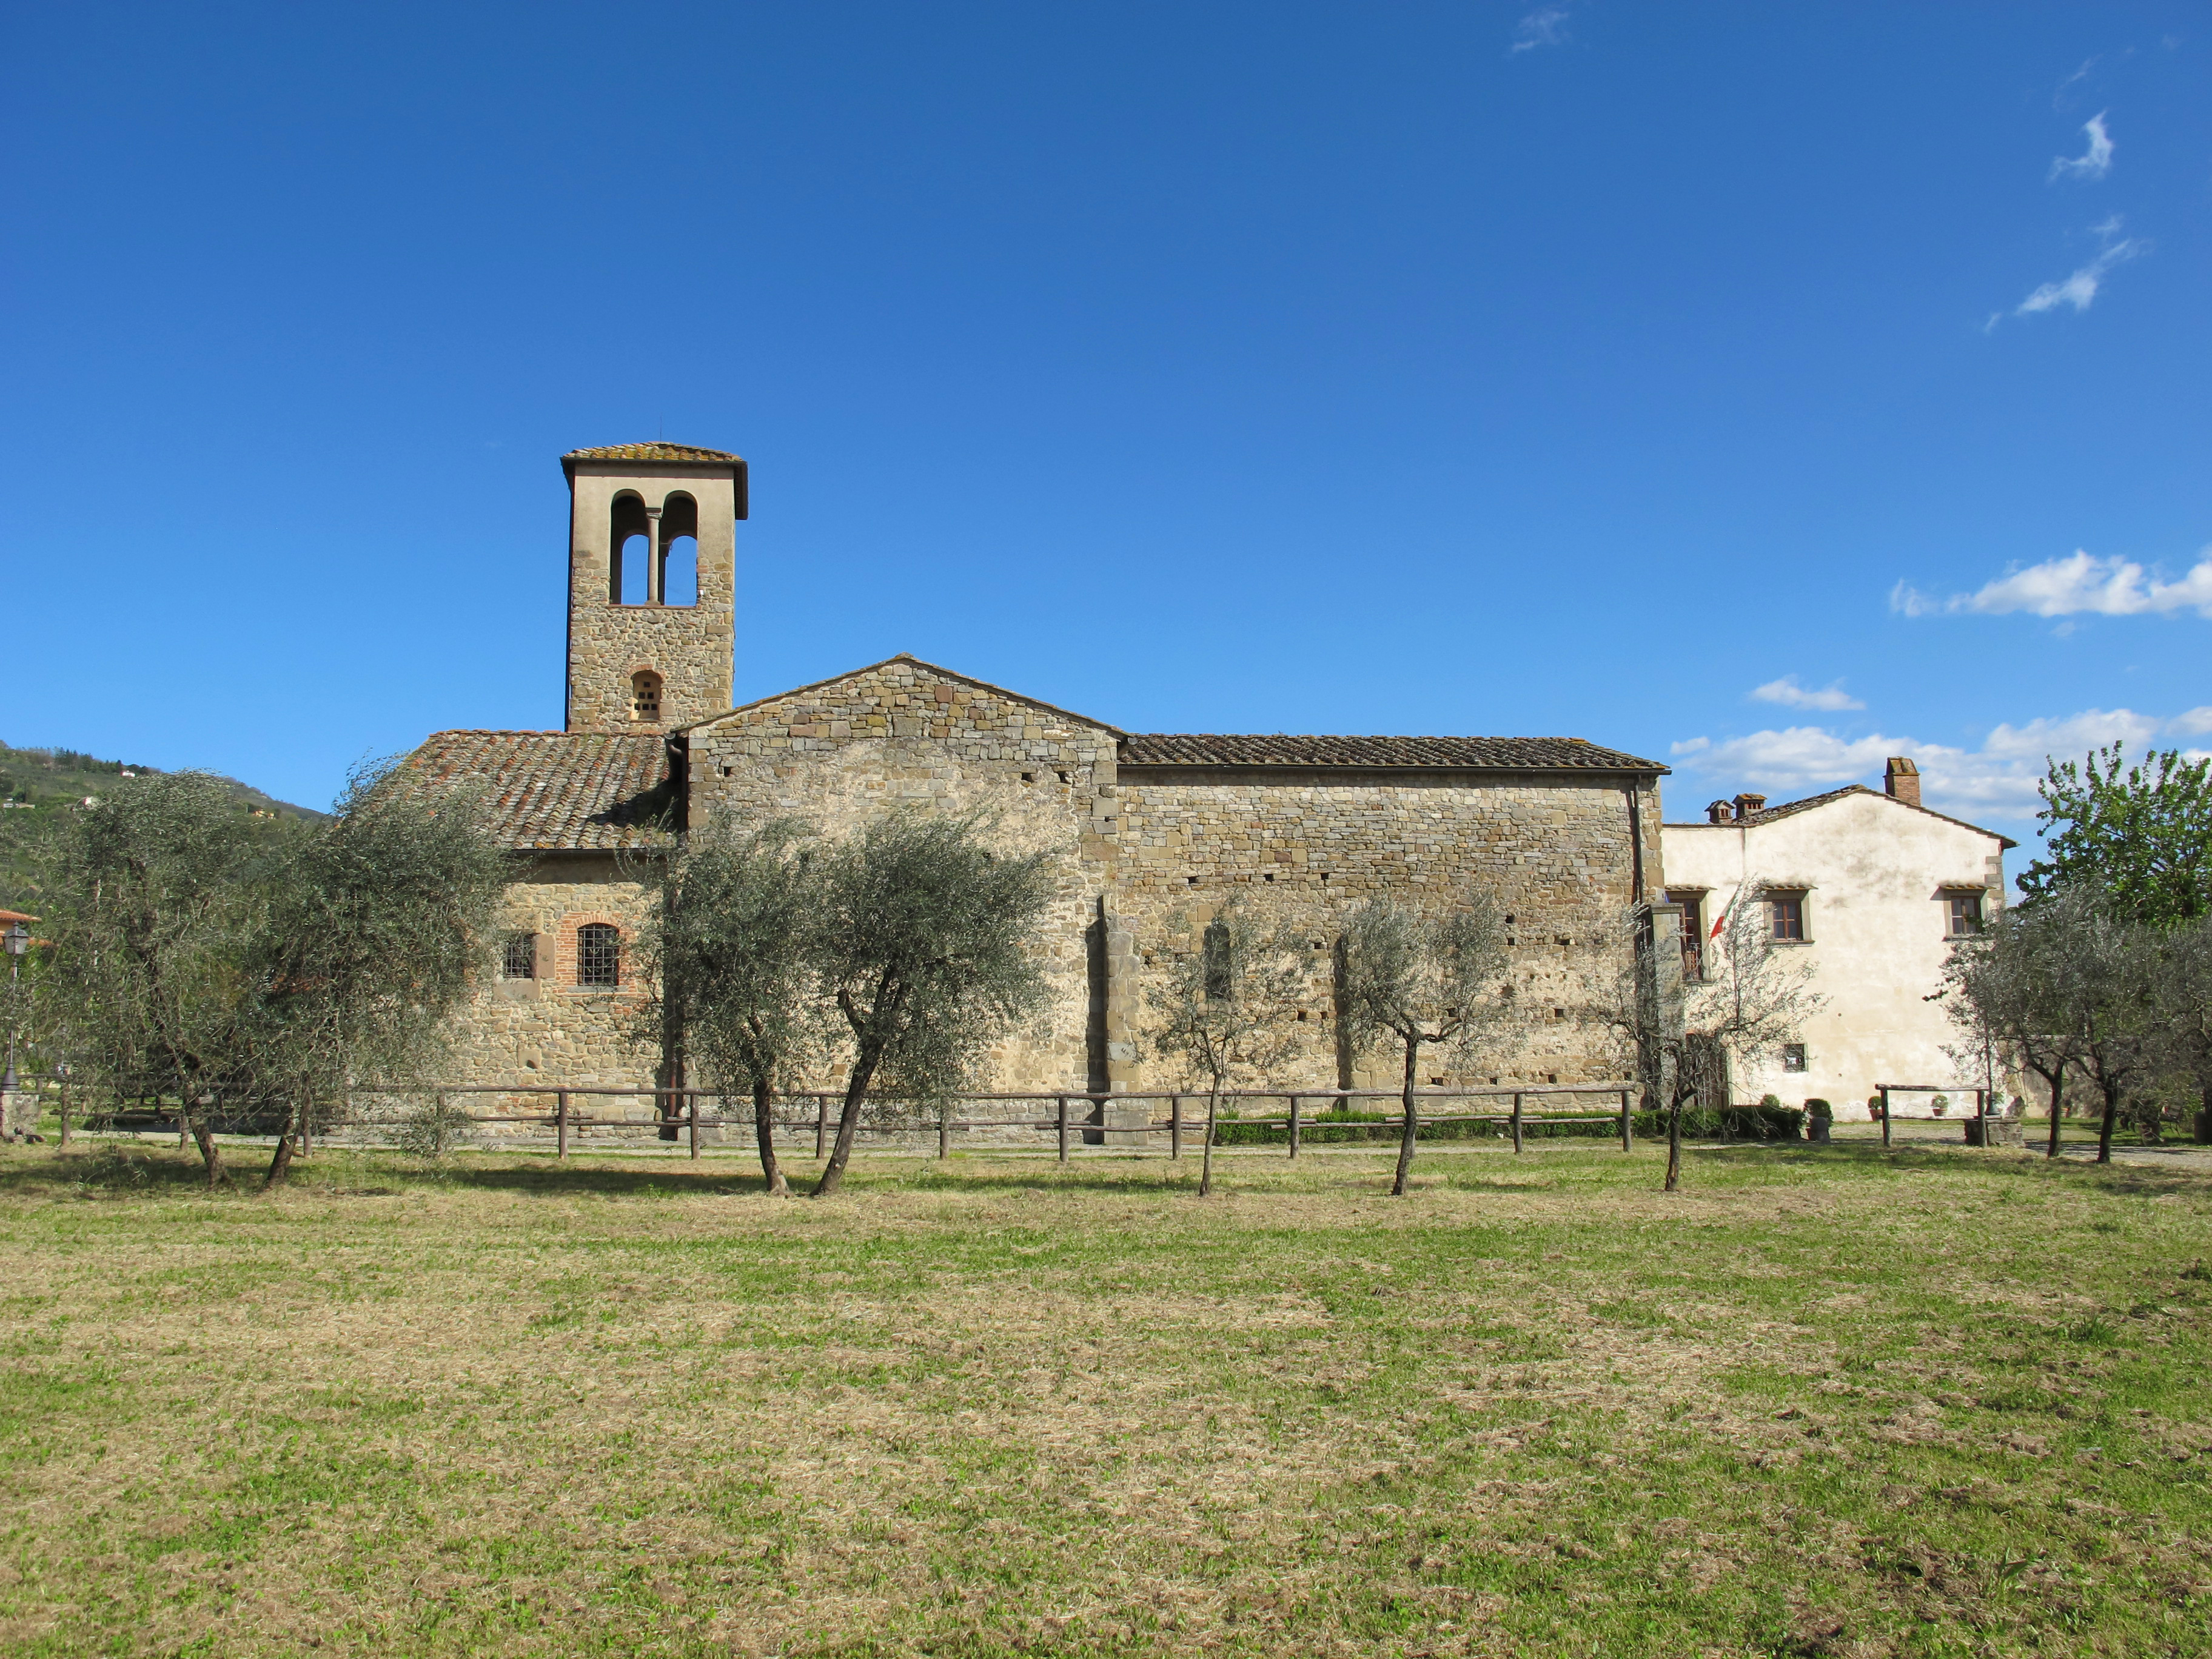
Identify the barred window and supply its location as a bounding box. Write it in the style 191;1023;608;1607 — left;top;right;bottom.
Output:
1782;1043;1808;1073
501;932;536;980
577;923;620;988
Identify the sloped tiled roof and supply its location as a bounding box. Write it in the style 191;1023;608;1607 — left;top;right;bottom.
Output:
562;442;742;464
400;732;674;851
1666;783;2016;848
1119;734;1666;771
678;652;1127;736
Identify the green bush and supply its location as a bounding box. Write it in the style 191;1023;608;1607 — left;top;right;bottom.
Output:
1805;1098;1833;1122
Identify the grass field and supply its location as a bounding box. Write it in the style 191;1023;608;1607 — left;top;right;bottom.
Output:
0;1136;2207;1657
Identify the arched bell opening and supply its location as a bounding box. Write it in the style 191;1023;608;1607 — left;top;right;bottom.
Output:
659;492;699;607
609;492;651;606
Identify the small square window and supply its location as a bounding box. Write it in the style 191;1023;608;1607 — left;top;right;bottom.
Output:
1781;1043;1807;1073
501;932;536;980
1947;893;1983;936
1769;896;1804;942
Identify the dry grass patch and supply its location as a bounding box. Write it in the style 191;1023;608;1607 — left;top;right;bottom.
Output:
0;1139;2208;1655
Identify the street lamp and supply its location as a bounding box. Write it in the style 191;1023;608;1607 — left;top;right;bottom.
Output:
2;921;27;1099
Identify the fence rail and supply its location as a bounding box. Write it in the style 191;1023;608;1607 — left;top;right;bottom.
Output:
13;1075;1683;1162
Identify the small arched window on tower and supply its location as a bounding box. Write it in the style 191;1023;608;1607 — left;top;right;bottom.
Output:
577;923;620;989
630;669;663;723
609;492;651;606
659;492;699;607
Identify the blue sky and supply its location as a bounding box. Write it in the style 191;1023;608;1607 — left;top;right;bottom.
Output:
4;2;2207;857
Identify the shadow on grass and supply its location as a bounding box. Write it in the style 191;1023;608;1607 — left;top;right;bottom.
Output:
1692;1138;2209;1198
8;1135;2200;1207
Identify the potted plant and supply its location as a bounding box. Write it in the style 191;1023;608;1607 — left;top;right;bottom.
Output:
1804;1099;1832;1143
1931;1093;1949;1118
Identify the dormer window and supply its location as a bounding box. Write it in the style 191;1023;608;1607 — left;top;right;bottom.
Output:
630;670;662;723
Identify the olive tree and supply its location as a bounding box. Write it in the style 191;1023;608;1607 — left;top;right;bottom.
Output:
808;809;1054;1197
1941;896;2088;1158
1142;899;1308;1197
1609;891;1821;1191
1335;895;1511;1198
2153;914;2212;1145
35;771;284;1184
249;758;508;1186
645;817;820;1195
2049;894;2160;1164
38;761;505;1188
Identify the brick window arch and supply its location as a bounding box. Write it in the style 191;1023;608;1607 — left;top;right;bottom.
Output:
577;923;620;988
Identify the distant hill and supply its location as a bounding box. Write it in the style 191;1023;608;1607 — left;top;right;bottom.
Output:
0;742;329;913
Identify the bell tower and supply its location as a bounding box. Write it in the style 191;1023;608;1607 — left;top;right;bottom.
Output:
561;443;746;734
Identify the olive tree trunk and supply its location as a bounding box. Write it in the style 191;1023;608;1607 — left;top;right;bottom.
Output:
752;1075;789;1196
1390;1034;1423;1198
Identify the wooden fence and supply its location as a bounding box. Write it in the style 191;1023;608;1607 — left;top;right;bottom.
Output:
31;1077;1650;1162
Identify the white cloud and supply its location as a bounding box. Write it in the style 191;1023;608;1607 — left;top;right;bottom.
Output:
2015;218;2145;315
1510;7;1569;52
1750;676;1863;712
1669;708;2184;817
1892;549;2212;620
2053;58;2099;106
2049;111;2114;181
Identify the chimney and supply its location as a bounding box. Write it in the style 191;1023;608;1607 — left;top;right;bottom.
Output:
1885;756;1920;809
1706;800;1734;824
1732;793;1767;821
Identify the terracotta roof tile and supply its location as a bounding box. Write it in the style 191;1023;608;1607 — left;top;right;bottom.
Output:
562;442;742;463
1119;733;1665;771
400;731;674;851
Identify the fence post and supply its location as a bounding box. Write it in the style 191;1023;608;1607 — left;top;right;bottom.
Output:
938;1101;951;1161
815;1095;828;1160
1169;1094;1182;1161
1511;1091;1524;1156
557;1090;569;1161
1619;1088;1632;1151
300;1090;312;1158
58;1073;70;1149
689;1088;701;1161
1056;1094;1069;1163
1289;1094;1301;1161
1879;1085;1891;1148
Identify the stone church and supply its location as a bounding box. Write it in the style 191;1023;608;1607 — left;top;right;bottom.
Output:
404;444;1672;1111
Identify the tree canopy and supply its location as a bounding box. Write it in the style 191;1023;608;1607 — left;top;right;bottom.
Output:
34;761;505;1185
1336;895;1510;1196
2019;745;2212;927
806;809;1054;1196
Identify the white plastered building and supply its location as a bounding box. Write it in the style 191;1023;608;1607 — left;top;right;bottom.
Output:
1657;759;2014;1122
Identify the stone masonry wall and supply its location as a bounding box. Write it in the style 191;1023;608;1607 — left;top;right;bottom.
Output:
1108;771;1660;1093
442;853;663;1113
684;659;1114;1097
680;657;1661;1101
